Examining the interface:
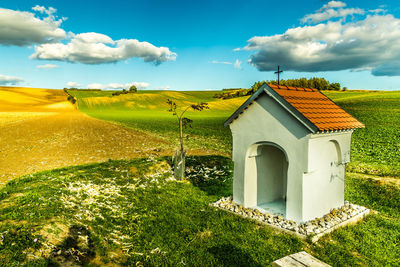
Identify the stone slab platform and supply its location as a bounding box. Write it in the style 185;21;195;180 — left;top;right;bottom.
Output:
212;197;371;243
273;251;330;267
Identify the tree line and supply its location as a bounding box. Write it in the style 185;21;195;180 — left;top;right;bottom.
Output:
250;77;343;93
63;88;77;104
214;78;344;99
111;85;137;96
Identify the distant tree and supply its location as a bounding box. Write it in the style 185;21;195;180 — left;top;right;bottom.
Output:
250;77;341;92
329;82;341;91
66;95;76;104
129;85;137;93
166;99;209;180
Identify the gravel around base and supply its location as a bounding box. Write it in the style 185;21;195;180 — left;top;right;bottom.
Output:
213;196;369;237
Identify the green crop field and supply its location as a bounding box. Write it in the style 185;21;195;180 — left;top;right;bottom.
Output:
70;88;400;178
324;90;400;177
69;89;246;153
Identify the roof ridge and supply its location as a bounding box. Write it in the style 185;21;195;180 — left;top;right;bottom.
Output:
267;83;318;92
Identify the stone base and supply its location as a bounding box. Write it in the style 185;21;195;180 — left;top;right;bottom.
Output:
212;196;370;242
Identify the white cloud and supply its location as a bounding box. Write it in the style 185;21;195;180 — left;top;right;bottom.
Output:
319;1;346;11
0;6;66;46
212;59;242;69
31;32;177;65
87;82;150;90
155;85;171;90
32;5;57;16
212;60;232;65
36;64;58;69
302;1;364;24
369;9;387;14
66;81;81;87
0;7;174;66
234;59;242;69
243;2;400;76
0;74;24;85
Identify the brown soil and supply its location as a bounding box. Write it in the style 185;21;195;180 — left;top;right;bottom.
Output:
0;110;175;185
0;87;220;186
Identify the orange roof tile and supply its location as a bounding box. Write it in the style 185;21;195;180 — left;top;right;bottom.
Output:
267;84;364;131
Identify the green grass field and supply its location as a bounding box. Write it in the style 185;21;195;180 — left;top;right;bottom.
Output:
1;157;399;266
70;88;400;177
324;90;400;177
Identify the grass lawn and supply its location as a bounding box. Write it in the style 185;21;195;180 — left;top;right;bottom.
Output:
0;156;399;266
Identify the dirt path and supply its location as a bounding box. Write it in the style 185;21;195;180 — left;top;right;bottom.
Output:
0;110;174;185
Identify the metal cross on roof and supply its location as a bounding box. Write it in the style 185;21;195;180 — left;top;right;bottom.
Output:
274;65;283;85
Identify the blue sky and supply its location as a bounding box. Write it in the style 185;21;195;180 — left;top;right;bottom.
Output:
1;0;400;90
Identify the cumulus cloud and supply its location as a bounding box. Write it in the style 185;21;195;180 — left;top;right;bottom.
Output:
36;64;58;69
320;1;346;10
0;6;66;46
302;1;364;24
212;59;242;69
242;2;400;76
87;82;150;90
66;81;81;87
31;32;177;65
32;5;57;16
0;6;175;66
0;74;24;85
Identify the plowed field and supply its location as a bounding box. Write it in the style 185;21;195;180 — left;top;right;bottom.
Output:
0;87;172;185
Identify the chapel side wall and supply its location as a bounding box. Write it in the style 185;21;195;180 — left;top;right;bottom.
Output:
230;94;311;222
302;131;353;221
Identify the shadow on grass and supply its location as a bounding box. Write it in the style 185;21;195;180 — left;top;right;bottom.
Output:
51;225;95;266
184;155;233;197
208;243;262;267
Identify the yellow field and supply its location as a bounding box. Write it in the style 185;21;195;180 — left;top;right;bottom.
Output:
0;86;74;112
0;87;181;185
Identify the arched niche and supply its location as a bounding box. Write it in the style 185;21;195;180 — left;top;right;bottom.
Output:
244;142;288;216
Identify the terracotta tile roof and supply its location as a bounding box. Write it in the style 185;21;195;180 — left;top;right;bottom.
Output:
267;84;365;131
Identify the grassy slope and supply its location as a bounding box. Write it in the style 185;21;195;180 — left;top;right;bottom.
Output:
0;157;399;266
70;89;400;177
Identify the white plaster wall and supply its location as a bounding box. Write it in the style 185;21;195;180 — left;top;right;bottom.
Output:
230;94;310;222
302;131;353;221
256;145;287;204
